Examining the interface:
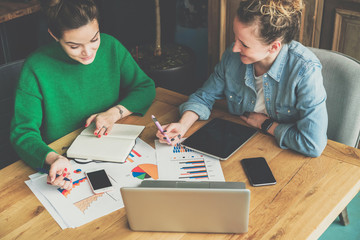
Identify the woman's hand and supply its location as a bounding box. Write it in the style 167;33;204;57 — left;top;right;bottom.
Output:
156;111;199;146
239;112;268;129
85;105;131;137
156;122;188;146
240;112;278;136
47;155;72;190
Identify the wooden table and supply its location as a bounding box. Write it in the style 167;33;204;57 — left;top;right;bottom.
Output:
1;87;360;240
0;0;40;63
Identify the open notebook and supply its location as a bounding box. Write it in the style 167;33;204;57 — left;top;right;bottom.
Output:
67;123;144;163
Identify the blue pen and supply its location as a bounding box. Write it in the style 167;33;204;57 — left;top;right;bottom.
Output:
36;168;71;181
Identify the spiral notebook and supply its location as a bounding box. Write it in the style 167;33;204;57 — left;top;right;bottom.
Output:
67;123;144;163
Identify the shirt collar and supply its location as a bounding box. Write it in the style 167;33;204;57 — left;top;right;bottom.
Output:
267;43;289;82
244;64;256;90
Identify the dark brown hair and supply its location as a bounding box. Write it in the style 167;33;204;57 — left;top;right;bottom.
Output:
237;0;303;44
41;0;99;39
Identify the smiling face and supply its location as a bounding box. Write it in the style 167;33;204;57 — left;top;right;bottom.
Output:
54;19;100;65
232;17;273;65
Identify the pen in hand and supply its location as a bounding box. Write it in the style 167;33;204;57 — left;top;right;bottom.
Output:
36;168;71;182
151;115;172;144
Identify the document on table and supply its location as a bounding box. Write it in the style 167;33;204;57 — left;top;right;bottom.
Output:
155;140;225;181
26;138;157;229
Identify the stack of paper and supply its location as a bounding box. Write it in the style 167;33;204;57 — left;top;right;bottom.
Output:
26;138;157;229
26;138;225;229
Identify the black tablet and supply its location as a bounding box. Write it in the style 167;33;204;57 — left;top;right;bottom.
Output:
181;118;258;160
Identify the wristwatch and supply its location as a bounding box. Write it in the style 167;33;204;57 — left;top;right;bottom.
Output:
261;118;275;134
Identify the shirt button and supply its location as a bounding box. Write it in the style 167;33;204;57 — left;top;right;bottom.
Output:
230;95;233;98
265;82;268;86
252;101;254;104
288;110;291;113
264;74;267;77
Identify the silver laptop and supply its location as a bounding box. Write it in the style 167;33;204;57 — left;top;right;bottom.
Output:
120;180;250;233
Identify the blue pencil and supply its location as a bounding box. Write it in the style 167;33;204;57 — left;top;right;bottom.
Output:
36;168;71;181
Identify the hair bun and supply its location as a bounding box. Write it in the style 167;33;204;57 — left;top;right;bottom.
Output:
260;0;303;28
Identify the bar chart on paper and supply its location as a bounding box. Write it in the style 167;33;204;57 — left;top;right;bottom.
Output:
155;141;224;181
25;138;158;229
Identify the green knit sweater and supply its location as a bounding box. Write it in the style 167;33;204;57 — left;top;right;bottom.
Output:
10;33;156;169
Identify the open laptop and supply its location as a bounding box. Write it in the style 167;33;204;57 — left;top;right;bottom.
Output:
181;118;258;160
121;180;250;233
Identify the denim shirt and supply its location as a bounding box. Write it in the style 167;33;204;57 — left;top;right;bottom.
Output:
180;41;328;157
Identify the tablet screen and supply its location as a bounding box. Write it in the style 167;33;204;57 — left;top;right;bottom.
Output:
181;118;257;159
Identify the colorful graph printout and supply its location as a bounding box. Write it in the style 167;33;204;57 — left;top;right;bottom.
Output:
173;144;193;153
132;164;159;180
155;141;224;181
58;177;87;197
126;149;142;163
74;193;104;213
25;138;157;229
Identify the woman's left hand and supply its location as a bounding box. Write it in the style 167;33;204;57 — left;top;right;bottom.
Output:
239;112;268;129
85;107;121;137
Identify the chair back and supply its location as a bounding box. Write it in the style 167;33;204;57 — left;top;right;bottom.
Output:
309;48;360;148
0;59;24;169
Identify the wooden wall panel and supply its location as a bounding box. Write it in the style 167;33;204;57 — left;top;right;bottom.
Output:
300;0;324;47
332;8;360;60
208;0;220;75
224;0;241;52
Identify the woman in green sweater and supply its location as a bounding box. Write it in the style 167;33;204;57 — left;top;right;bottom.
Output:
10;0;156;190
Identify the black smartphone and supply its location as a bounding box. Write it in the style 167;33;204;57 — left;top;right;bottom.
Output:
85;169;114;194
241;157;276;186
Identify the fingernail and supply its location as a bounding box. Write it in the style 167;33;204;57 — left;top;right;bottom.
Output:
63;173;66;177
105;133;108;136
94;132;98;135
163;130;167;132
171;138;175;141
47;182;51;185
85;124;88;127
64;168;67;172
98;135;101;138
163;137;167;140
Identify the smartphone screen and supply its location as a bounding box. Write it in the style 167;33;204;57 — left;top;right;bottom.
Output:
241;157;276;186
86;169;113;193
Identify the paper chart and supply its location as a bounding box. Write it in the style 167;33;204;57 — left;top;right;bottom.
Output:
155;140;225;181
26;138;157;229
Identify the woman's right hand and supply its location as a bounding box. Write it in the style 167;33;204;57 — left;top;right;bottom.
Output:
46;154;73;190
156;122;189;146
156;111;199;146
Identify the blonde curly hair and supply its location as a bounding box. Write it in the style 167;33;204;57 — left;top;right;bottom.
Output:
237;0;303;44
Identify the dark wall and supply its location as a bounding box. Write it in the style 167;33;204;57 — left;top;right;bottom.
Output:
1;0;177;65
92;0;176;48
0;12;41;64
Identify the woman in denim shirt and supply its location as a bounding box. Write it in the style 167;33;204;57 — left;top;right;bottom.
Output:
157;0;328;157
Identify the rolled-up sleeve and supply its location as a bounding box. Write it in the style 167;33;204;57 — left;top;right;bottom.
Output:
274;63;328;157
179;49;231;119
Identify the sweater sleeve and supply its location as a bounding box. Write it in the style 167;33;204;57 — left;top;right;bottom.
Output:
10;62;55;169
116;43;156;115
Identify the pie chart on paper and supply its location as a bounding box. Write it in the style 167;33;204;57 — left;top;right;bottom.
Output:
131;164;158;180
